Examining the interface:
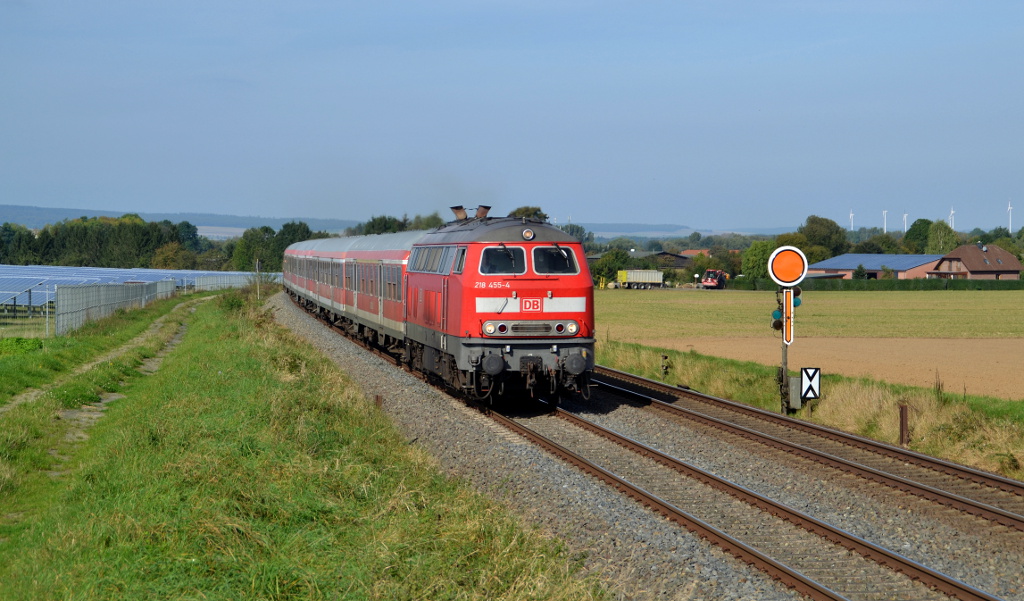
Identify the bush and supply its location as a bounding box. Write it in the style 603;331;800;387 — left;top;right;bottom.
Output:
0;337;43;356
218;290;246;312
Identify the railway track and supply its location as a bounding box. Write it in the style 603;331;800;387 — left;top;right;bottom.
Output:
291;296;1020;599
492;405;999;601
593;365;1024;531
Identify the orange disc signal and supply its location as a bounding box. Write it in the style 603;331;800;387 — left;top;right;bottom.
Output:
768;246;808;288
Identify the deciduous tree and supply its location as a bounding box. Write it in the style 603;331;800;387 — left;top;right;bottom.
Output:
798;215;849;258
902;219;932;253
925;220;960;254
741;240;775;280
507;206;548;221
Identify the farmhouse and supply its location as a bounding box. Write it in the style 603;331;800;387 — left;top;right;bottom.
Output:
807;254;943;279
928;243;1022;280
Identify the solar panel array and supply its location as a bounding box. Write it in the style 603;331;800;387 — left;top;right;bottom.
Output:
0;264;269;306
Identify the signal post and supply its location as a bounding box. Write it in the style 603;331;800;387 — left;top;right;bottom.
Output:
767;246;808;414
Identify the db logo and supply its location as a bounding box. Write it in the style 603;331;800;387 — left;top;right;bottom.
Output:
522;298;542;312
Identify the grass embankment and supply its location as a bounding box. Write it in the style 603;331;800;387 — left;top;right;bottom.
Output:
595;289;1024;480
0;296;196;405
0;290;604;600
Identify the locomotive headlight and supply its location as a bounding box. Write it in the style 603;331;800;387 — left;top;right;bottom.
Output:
567;321;579;335
484;322;496;335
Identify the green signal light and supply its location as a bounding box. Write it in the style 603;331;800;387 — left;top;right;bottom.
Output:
793;297;802;308
772;309;782;320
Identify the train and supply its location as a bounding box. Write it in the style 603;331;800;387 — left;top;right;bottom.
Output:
282;206;595;401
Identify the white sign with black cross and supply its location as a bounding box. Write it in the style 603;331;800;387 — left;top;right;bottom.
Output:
801;368;821;401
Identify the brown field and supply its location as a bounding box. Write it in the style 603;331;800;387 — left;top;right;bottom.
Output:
595;289;1024;402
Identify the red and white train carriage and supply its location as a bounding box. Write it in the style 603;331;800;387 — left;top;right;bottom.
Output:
283;207;595;399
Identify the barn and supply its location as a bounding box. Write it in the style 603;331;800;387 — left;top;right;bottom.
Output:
807;254;944;280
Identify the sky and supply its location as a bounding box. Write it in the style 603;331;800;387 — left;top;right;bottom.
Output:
2;1;1022;234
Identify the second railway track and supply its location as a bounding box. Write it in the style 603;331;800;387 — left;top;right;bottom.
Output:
594;365;1024;529
493;405;999;601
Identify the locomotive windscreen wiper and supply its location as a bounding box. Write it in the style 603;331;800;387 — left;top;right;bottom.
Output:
499;243;516;273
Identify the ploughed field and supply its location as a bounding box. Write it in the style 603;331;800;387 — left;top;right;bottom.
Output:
595;289;1024;401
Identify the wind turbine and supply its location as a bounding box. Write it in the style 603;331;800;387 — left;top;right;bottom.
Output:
1009;200;1013;234
948;207;955;230
849;210;854;231
883;210;887;234
903;211;908;233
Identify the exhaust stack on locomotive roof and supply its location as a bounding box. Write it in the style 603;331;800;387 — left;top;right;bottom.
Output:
450;205;492;221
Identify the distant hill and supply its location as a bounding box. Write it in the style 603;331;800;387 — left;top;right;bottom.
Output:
577;222;695;239
1;204;789;239
0;204;358;233
577;222;790;238
577;222;788;238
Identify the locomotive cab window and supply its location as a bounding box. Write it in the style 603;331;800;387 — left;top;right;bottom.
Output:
480;246;526;275
533;245;579;275
453;247;467;274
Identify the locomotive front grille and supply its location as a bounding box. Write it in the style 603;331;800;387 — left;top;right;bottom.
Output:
482;319;581;337
511;323;552;334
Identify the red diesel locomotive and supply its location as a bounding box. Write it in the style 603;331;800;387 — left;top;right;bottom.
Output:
282;206;595;400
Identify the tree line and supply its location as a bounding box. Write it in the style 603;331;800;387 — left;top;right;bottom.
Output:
0;215;331;273
5;208;1020;281
565;214;1024;285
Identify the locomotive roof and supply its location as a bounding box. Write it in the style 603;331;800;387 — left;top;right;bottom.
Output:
286;217;576;254
425;217;577;244
286;229;430;254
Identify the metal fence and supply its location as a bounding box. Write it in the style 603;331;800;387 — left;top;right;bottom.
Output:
194;274;264;291
54;280;176;336
2;269;280;338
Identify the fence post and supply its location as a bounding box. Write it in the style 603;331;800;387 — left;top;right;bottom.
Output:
899;404;910;447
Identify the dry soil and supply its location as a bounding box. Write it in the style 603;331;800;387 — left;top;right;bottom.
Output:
643;335;1021;402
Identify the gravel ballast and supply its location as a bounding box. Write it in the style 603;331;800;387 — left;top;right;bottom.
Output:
270;293;804;601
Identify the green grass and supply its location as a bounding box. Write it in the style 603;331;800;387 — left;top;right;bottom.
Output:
596;288;1024;339
0;291;605;601
0;316;53;339
0;297;198;406
597;340;782;411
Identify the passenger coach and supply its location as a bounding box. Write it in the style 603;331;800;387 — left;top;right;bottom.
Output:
283;206;595;400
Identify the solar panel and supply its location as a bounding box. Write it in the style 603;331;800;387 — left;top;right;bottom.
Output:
0;277;45;293
0;264;275;306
